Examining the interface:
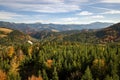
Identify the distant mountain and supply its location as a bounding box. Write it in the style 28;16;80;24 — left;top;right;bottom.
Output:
0;21;113;33
83;22;113;29
0;21;115;43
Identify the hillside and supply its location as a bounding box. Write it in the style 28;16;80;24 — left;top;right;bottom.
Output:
96;23;120;43
0;27;34;45
59;22;120;43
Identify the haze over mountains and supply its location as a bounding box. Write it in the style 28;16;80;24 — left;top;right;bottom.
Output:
0;21;113;33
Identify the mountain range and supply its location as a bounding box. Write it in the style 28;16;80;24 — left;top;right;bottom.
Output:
0;21;113;33
0;21;120;44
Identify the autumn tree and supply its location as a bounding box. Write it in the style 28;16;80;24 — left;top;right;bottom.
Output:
0;70;7;80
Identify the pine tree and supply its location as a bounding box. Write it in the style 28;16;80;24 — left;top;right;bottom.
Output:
81;66;93;80
42;69;48;80
52;67;59;80
8;73;21;80
104;75;113;80
112;74;119;80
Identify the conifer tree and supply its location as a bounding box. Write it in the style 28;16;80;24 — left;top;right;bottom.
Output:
52;67;59;80
42;69;48;80
81;66;93;80
112;74;119;80
104;75;113;80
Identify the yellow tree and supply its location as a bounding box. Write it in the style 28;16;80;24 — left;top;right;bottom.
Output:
8;46;14;57
8;55;21;80
9;56;19;75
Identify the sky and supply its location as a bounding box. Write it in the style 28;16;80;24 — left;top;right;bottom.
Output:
0;0;120;24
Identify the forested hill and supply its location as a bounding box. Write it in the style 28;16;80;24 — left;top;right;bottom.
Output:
96;23;120;43
30;22;120;43
62;22;120;43
0;27;34;45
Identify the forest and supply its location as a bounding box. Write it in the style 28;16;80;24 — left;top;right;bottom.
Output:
0;41;120;80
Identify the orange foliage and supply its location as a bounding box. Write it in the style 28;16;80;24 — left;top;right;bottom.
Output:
0;70;7;80
28;75;43;80
46;59;53;68
92;59;105;67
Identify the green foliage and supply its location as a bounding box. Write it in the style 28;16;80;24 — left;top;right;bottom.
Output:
42;69;48;80
52;67;59;80
81;66;93;80
0;41;120;80
8;73;21;80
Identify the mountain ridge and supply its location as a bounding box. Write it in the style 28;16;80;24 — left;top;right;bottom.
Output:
1;21;120;44
0;21;113;33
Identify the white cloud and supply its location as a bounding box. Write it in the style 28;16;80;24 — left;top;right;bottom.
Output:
103;10;120;14
0;0;63;3
0;11;22;20
91;6;120;14
60;17;79;21
77;11;93;16
91;15;104;18
101;0;120;3
0;0;85;13
0;0;119;24
24;3;80;13
0;11;47;23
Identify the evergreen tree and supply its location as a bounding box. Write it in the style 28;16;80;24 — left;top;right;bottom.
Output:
81;66;93;80
42;69;48;80
8;73;21;80
112;74;119;80
104;75;113;80
52;67;59;80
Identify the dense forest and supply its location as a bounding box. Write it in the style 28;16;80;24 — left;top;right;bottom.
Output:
0;41;120;80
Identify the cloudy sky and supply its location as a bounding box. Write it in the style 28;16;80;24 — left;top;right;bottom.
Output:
0;0;120;24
